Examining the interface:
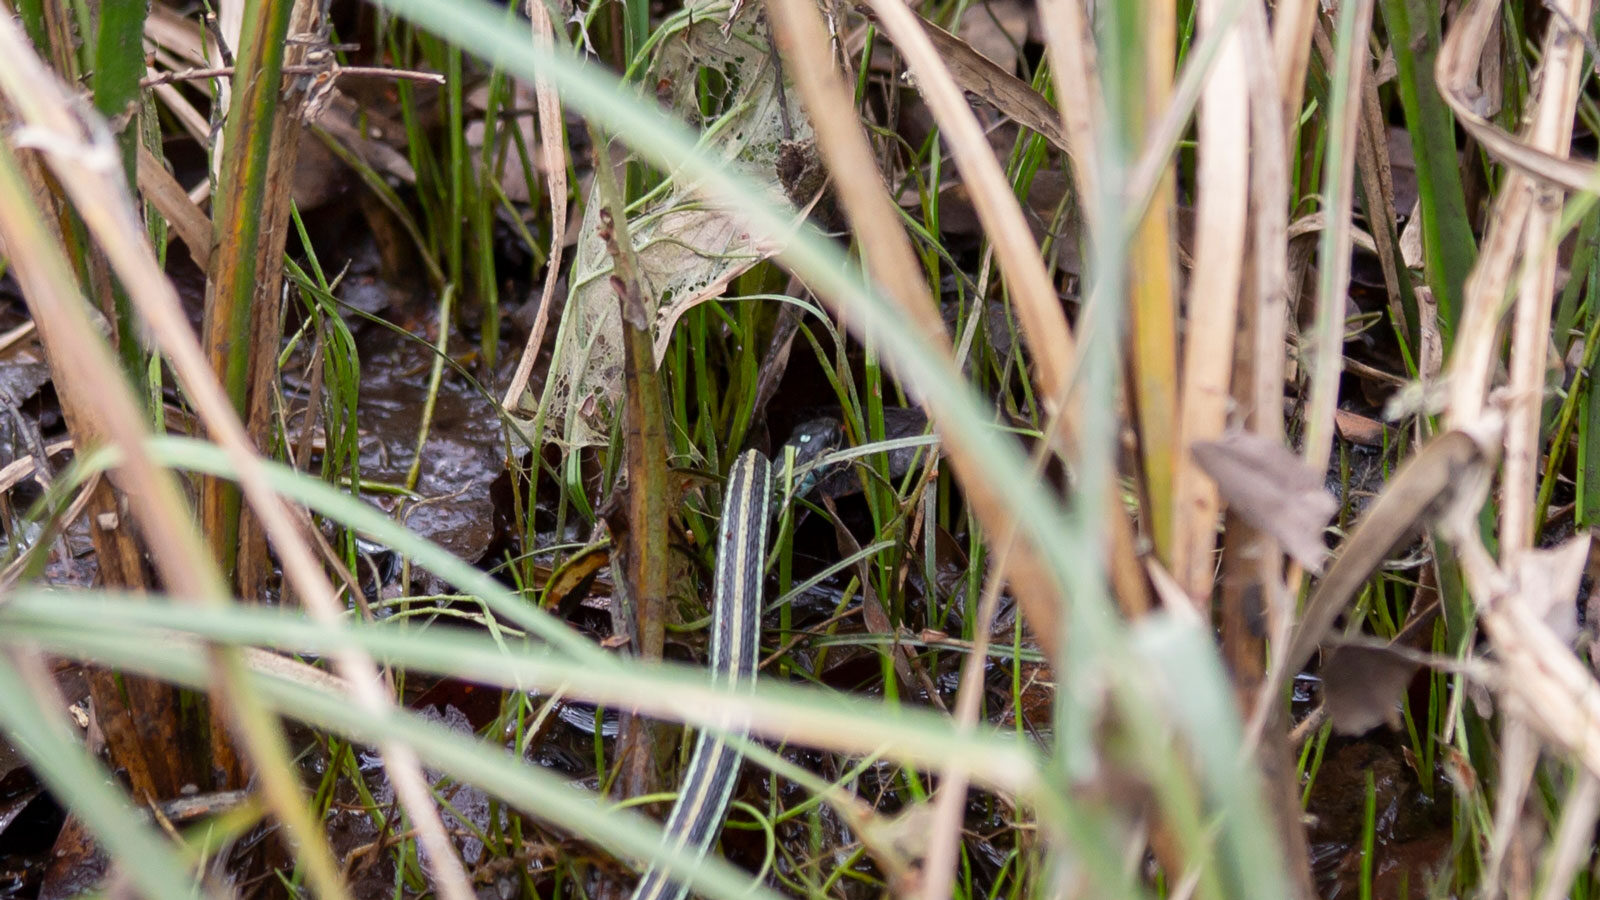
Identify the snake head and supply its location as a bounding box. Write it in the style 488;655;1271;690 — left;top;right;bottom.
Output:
781;417;846;498
784;417;844;468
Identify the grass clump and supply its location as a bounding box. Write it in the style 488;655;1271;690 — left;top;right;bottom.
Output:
0;0;1599;898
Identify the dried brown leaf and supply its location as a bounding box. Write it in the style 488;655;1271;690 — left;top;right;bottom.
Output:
956;0;1030;74
134;145;210;271
1332;408;1390;447
1506;534;1590;646
908;16;1070;157
1282;427;1496;681
1191;432;1336;573
1319;643;1421;735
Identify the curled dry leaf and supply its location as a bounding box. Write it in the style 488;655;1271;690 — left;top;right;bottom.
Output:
1283;427;1498;681
899;13;1070;158
1320;643;1422;735
544;0;812;446
1437;0;1599;195
1506;533;1590;647
1190;431;1337;573
956;0;1030;74
1318;599;1444;736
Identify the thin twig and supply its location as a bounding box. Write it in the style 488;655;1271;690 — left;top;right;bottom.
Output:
141;63;444;88
499;0;570;411
0;318;34;354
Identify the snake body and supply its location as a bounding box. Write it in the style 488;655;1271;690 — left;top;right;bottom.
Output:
630;449;771;900
630;413;910;896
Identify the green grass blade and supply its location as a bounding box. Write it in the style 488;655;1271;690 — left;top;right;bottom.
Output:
0;589;1042;789
0;603;781;900
89;0;148;384
0;653;210;899
1378;0;1476;343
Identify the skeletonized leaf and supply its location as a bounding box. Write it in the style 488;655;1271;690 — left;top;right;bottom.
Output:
545;1;812;447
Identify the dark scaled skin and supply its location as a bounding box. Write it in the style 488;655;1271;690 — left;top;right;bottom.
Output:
785;417;846;468
781;409;935;499
781;417;846;497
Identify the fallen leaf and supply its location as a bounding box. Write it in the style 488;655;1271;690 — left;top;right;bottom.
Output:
39;816;105;900
1283;427;1497;679
1507;533;1590;646
957;0;1030;74
898;12;1071;158
466;82;538;202
1333;408;1391;447
1319;643;1422;735
1191;432;1337;573
538;541;613;616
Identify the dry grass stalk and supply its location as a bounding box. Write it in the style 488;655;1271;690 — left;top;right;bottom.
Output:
1126;0;1181;572
0;69;239;805
1353;45;1408;346
854;0;1075;405
500;0;572;410
1239;1;1289;448
1534;773;1600;900
766;0;945;350
1500;0;1592;553
1430;2;1600;895
1036;0;1102;207
1170;0;1248;601
1271;0;1318;151
919;380;1086;898
772;0;1154;656
1482;717;1541;898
